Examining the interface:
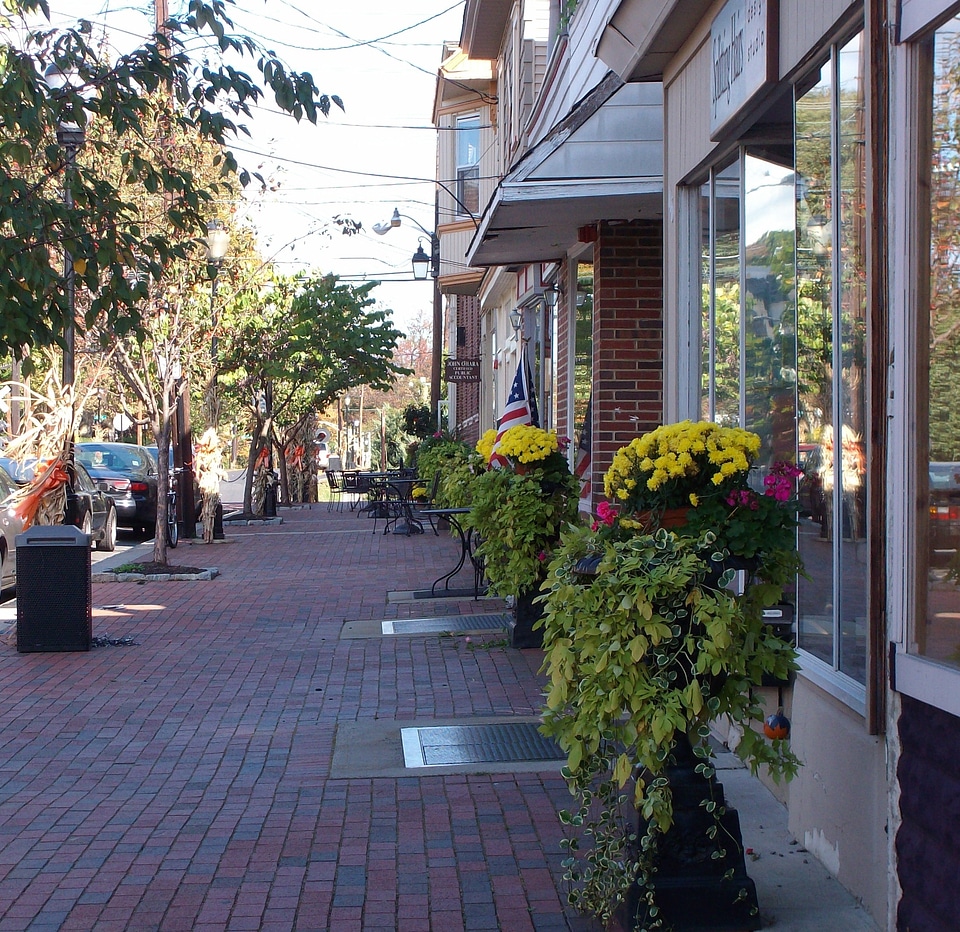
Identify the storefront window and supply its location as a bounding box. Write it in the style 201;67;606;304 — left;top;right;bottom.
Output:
921;15;960;668
700;161;741;425
574;262;593;436
795;34;867;683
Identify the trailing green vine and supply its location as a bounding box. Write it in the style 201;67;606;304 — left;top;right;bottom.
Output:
539;523;801;925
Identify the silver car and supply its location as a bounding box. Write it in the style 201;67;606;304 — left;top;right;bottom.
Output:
0;467;24;591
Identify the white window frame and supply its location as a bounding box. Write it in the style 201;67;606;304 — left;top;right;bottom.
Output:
456;113;481;217
888;4;960;716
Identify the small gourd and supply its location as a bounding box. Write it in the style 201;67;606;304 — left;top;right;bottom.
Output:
763;707;791;740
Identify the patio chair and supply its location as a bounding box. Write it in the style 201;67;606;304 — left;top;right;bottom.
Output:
413;471;443;536
326;469;345;512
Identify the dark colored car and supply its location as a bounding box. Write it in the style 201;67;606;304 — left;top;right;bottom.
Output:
67;462;118;551
929;462;960;566
76;442;160;533
0;459;116;552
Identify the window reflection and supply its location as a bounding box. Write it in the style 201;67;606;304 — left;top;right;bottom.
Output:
923;16;960;668
794;35;867;683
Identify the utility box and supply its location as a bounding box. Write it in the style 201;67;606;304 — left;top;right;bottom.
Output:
16;525;92;653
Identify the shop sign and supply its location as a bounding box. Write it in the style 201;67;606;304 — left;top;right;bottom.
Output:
710;0;778;138
445;358;481;383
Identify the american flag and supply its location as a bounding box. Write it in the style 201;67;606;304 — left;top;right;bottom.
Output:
490;353;538;467
575;395;592;514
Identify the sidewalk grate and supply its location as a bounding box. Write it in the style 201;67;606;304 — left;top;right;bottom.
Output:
400;722;565;768
382;614;509;635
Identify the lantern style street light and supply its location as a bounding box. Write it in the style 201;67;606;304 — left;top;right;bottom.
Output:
373;208;442;422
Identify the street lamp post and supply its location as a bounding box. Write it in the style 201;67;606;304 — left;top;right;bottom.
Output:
45;64;89;473
373;206;442;427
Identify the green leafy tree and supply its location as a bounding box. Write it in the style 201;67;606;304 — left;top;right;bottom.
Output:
218;272;408;513
0;0;341;360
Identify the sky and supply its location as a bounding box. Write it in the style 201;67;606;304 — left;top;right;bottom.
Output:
42;0;468;335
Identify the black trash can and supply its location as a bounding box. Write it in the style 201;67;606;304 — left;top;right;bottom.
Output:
16;524;92;653
264;472;279;517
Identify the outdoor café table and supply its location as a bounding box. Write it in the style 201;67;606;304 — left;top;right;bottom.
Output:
419;507;484;597
366;475;422;535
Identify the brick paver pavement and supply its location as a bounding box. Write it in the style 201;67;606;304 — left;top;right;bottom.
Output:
0;506;591;931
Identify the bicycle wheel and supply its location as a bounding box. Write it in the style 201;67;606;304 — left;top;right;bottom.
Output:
166;501;179;548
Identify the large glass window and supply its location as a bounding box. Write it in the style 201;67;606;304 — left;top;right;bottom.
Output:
696;32;867;689
921;15;960;668
700;161;742;425
456;114;480;215
794;34;867;684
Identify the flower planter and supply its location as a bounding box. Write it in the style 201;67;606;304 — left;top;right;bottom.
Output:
636;506;690;530
509;588;544;648
623;733;760;931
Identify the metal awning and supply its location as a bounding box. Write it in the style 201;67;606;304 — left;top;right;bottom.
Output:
466;74;664;268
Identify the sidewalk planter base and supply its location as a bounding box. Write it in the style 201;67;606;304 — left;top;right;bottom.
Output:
624;733;760;931
509;589;544;649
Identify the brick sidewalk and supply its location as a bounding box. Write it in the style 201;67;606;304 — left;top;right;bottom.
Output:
0;505;591;931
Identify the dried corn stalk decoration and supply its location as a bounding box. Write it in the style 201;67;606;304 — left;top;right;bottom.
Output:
251;445;270;516
1;372;79;529
195;427;223;543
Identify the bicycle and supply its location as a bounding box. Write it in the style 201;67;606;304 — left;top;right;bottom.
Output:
166;470;180;549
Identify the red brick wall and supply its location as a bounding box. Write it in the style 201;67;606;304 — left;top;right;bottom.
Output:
590;219;664;503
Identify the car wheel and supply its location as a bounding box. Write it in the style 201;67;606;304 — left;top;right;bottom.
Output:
81;512;93;545
96;506;117;552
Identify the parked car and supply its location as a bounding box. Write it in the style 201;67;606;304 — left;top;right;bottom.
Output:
0;456;38;483
0;466;22;591
67;463;118;551
76;442;159;533
0;459;116;552
929;461;960;566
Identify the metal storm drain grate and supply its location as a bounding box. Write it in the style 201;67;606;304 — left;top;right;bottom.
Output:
401;722;565;768
382;614;509;635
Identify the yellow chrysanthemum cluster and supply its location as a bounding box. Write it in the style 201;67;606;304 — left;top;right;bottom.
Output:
476;429;498;464
603;420;760;507
494;424;560;464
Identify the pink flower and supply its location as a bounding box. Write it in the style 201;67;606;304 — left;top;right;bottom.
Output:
596;501;620;526
725;489;758;509
537;550;548;562
591;521;600;531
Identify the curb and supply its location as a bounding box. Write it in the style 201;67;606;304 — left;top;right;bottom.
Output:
92;567;220;582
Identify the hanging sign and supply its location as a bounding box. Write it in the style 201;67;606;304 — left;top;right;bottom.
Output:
710;0;778;138
445;358;481;383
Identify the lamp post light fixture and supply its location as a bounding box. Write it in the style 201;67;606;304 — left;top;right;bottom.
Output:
44;63;89;399
509;307;523;336
373;205;443;424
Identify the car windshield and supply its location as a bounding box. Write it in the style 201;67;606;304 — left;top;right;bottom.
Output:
78;445;149;472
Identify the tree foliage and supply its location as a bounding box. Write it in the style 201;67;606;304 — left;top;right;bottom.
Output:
0;0;342;361
217;271;409;511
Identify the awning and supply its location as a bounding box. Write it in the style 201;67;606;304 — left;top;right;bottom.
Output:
596;0;717;81
467;74;664;268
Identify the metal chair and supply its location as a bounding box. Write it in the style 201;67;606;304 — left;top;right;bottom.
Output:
326;470;345;512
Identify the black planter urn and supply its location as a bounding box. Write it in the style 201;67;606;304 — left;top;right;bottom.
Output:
509;588;544;648
624;733;760;931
